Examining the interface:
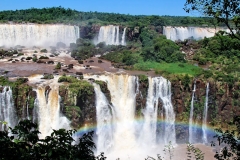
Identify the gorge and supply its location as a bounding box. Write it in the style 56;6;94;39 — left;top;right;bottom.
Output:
0;17;239;159
0;24;227;49
0;72;229;159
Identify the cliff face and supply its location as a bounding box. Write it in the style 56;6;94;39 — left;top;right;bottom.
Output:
80;25;101;39
59;82;96;129
171;79;240;129
2;77;239;132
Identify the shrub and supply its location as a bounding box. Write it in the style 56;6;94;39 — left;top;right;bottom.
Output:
55;62;61;69
58;75;78;83
32;56;37;62
198;58;207;65
40;49;48;53
39;56;49;59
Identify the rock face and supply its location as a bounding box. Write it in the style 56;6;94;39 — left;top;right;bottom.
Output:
1;76;239;134
13;84;36;120
59;82;96;129
80;25;101;39
135;76;148;118
171;78;240;129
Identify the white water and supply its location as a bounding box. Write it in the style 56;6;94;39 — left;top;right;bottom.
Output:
84;73;176;159
202;83;209;144
35;83;70;138
163;26;228;41
96;25;126;45
93;83;114;154
121;27;127;45
32;98;39;124
189;82;196;144
26;94;30;120
0;24;79;47
0;86;17;130
140;77;176;146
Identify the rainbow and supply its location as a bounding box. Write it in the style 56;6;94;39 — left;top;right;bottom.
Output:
75;118;217;139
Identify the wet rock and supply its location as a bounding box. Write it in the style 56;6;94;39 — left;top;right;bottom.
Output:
68;64;74;69
47;61;54;64
76;72;83;75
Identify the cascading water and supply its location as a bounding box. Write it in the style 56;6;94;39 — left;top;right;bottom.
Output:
189;82;196;144
0;24;79;47
202;83;209;144
93;83;114;154
163;26;228;41
84;74;138;158
35;83;70;138
140;77;176;146
84;73;176;159
96;25;126;45
32;97;39;124
121;28;127;45
0;86;17;131
26;94;30;120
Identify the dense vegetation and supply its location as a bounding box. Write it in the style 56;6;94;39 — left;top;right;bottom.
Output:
0;2;239;159
184;0;240;39
0;7;224;27
0;120;97;160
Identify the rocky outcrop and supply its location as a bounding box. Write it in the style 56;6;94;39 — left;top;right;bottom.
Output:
80;25;101;39
135;75;148;118
171;78;240;130
59;81;96;129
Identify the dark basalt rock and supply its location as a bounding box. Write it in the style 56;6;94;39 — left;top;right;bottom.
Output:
26;57;32;60
88;78;95;82
62;69;69;72
68;64;74;69
76;72;83;75
47;61;54;64
37;60;45;63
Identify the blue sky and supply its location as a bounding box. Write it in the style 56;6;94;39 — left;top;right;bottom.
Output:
0;0;198;16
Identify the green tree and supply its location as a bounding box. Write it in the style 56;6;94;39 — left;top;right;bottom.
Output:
211;116;240;160
55;62;61;69
184;0;240;39
0;120;96;160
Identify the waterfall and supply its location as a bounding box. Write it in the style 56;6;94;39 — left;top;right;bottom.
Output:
163;26;228;41
84;74;138;158
96;25;126;45
202;83;209;144
84;73;177;159
140;77;176;146
121;28;126;45
0;24;79;47
32;97;39;124
93;83;114;154
35;83;70;138
26;94;30;120
189;82;196;144
0;86;17;131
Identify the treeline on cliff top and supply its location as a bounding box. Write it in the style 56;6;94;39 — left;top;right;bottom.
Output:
0;6;223;27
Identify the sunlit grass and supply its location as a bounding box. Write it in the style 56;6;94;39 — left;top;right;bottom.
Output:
133;61;202;76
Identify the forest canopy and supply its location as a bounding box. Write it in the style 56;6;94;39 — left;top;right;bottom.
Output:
0;6;226;27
